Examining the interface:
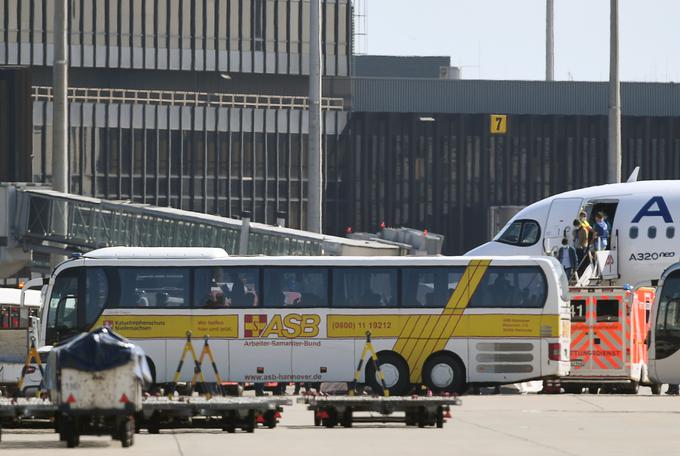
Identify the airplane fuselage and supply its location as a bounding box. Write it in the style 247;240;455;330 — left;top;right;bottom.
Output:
466;181;680;285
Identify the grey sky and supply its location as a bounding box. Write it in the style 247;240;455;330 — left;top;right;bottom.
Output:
363;0;679;82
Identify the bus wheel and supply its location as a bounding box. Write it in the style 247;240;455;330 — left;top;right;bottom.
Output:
365;352;410;396
422;353;466;395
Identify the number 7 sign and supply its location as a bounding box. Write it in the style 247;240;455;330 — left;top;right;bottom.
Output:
490;114;508;134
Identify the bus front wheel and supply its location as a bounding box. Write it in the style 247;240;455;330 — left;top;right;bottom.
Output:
422;352;466;395
365;351;410;396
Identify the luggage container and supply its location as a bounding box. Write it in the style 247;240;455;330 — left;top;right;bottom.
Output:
45;327;151;447
562;286;662;394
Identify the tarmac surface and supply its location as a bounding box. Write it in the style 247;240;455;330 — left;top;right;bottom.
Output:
2;388;679;456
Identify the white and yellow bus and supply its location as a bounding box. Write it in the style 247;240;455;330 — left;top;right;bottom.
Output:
39;248;571;394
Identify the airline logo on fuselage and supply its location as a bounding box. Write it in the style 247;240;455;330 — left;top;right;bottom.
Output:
631;196;673;223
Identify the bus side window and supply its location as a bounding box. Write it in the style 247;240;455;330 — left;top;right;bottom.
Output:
596;299;619;322
114;268;190;308
332;268;397;308
402;267;464;308
469;266;547;309
263;268;327;308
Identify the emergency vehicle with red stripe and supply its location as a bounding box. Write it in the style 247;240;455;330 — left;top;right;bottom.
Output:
562;286;662;394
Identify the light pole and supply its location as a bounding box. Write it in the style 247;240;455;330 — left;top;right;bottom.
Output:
546;0;554;81
51;0;69;267
53;0;68;194
307;0;322;233
608;0;622;183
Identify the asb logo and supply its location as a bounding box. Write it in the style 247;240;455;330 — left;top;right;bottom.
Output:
244;314;268;337
631;196;673;223
243;314;320;338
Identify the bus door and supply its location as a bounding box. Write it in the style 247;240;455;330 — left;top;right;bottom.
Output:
45;267;82;346
649;268;680;384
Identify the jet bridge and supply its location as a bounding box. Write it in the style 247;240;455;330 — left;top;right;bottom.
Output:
0;183;402;279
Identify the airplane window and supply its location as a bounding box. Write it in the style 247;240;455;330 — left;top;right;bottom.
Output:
629;227;638;239
498;220;540;246
667;227;675;239
519;221;540;245
649;226;657;239
498;221;521;244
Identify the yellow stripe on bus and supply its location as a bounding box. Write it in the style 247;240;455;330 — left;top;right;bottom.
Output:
393;259;492;382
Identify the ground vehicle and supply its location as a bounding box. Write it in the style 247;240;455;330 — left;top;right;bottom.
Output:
649;263;680;383
37;247;571;395
563;286;660;393
0;287;42;391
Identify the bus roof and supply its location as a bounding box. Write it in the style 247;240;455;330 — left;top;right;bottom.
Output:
83;247;230;260
73;251;557;268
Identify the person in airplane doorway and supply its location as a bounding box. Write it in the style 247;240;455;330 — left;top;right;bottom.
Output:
593;212;609;251
572;219;589;266
557;238;578;281
579;211;592;233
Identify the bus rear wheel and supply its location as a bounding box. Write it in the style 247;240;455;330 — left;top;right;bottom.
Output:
422;353;466;395
365;351;410;396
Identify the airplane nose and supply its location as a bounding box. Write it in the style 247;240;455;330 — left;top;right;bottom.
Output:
464;242;494;256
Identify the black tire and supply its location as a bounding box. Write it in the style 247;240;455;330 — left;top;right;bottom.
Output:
147;412;161;434
588;386;599;394
626;381;640;395
422;352;466;395
651;384;662;395
323;407;338;428
341;408;353;428
365;351;411;396
243;411;256;433
417;407;426;428
263;410;277;429
120;417;134;448
65;417;80;448
435;406;444;429
563;385;582;394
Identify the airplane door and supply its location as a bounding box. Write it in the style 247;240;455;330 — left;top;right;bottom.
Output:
544;198;583;254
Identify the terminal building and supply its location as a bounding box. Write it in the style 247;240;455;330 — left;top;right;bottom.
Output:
3;1;680;255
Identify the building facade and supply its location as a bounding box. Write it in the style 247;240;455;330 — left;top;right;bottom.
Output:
7;5;680;255
347;77;680;253
1;0;351;230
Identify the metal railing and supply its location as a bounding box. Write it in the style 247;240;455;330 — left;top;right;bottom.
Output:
32;86;345;111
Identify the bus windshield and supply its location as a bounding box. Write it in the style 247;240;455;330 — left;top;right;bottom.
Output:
655;270;680;360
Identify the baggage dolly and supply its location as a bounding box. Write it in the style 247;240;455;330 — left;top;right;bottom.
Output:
0;398;57;442
139;396;292;434
299;395;462;428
